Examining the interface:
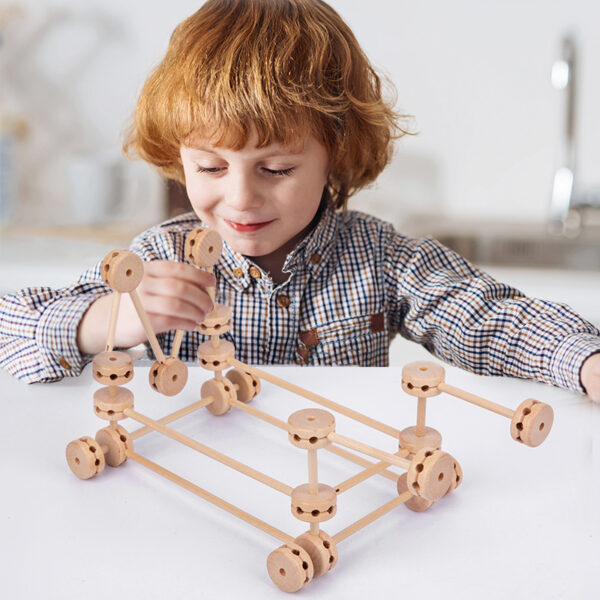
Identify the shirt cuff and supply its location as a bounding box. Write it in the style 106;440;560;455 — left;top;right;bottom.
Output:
548;333;600;393
34;295;99;382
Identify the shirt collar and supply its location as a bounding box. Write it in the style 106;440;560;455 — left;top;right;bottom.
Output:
208;202;339;289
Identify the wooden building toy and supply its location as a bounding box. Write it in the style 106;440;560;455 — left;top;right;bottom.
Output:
66;227;554;593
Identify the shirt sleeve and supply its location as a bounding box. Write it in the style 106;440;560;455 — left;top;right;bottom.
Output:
0;262;110;383
384;230;600;393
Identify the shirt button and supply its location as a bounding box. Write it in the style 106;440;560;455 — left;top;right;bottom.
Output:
310;253;321;264
249;266;261;279
277;294;291;308
59;357;72;370
232;267;243;278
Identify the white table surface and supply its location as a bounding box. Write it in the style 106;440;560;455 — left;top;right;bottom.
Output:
1;354;599;599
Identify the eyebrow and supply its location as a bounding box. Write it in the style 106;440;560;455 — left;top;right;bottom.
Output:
187;145;304;157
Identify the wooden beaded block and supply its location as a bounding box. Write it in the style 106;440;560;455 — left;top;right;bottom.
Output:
291;483;337;522
224;368;258;403
407;447;456;501
201;378;237;416
197;339;235;371
149;357;188;396
397;472;434;512
66;436;106;480
93;351;134;386
294;530;338;577
288;409;335;449
184;228;223;268
510;399;554;447
398;425;442;457
197;304;232;336
93;386;134;421
401;361;445;397
101;250;144;293
95;425;132;467
267;543;314;593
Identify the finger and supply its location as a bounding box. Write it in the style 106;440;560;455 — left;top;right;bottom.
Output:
139;293;210;325
144;260;216;287
141;277;214;314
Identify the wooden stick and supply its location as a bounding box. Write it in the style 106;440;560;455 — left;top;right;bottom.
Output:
105;291;121;351
437;382;514;418
328;432;411;470
207;266;216;316
171;329;184;358
230;399;400;483
308;449;320;536
416;397;426;436
130;397;214;440
229;359;400;438
333;492;413;544
124;408;293;495
129;290;166;363
126;450;295;544
334;450;410;494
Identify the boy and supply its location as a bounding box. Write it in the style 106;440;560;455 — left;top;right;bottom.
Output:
1;0;600;400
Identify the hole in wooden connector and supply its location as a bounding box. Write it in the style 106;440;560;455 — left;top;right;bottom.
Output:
323;540;330;549
109;356;117;361
126;269;132;277
311;510;320;517
416;463;424;472
302;561;308;570
309;437;318;444
307;416;316;422
419;366;427;371
120;435;127;442
539;422;545;431
523;408;531;416
292;549;300;556
438;472;444;481
279;568;286;577
74;457;80;464
172;375;178;382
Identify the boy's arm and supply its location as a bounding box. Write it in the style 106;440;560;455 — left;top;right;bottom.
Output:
0;263;110;383
384;232;600;395
581;352;600;401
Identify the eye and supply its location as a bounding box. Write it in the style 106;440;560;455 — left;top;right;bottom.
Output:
263;167;295;177
195;166;224;174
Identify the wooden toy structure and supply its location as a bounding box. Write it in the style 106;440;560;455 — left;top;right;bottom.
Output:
66;228;555;593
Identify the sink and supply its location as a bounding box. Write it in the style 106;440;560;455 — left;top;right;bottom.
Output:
401;218;600;271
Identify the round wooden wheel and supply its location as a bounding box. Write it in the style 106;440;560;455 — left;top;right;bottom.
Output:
267;543;314;593
93;386;134;421
201;378;236;416
294;530;338;577
66;436;105;480
149;357;188;396
511;399;554;447
397;472;434;512
288;409;335;450
407;447;455;502
197;339;235;371
401;361;444;397
184;228;223;268
95;425;132;467
101;250;144;292
197;304;232;336
93;351;134;386
398;426;442;457
224;368;257;403
291;483;337;523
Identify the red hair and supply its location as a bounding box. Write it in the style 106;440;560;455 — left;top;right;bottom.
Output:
124;0;409;209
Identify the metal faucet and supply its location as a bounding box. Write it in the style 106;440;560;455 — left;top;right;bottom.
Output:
549;35;600;235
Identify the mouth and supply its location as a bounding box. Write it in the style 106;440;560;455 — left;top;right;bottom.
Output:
224;219;275;233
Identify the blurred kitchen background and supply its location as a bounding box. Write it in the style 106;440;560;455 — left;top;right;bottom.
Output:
1;0;599;338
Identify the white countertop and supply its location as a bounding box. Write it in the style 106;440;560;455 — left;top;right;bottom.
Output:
1;353;598;599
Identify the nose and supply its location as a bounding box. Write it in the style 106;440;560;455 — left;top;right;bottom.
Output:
224;169;264;212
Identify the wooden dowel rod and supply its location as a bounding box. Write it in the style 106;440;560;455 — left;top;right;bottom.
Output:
129;290;166;363
437;382;514;418
105;291;121;351
206;266;216;315
416;397;426;436
230;399;400;482
124;408;293;495
171;329;184;358
308;449;318;494
334;450;410;494
130;397;214;440
126;450;294;544
333;492;413;544
229;359;400;438
328;432;411;470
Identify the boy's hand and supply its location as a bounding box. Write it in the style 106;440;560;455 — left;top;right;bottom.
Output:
581;353;600;402
77;260;215;355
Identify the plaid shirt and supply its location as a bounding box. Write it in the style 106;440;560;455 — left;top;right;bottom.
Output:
1;206;599;390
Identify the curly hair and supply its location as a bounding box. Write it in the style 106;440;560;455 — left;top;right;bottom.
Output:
123;0;410;209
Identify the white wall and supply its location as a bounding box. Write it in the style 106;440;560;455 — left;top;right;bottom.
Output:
3;0;599;228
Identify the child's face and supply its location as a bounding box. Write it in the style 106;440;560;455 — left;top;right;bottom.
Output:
180;129;329;263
